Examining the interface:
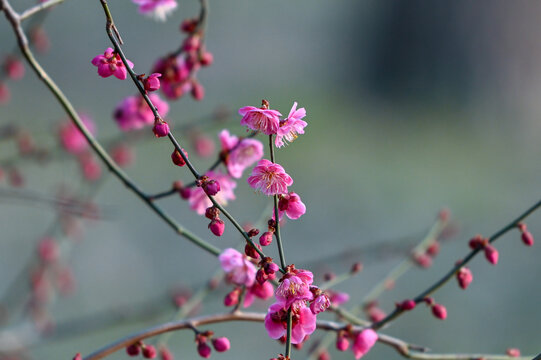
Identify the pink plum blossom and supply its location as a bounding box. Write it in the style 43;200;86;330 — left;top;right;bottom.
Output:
113;93;169;131
310;293;331;314
239;105;281;135
188;171;236;215
275;102;307;147
275;267;313;308
247;159;293;196
264;301;316;344
277;192;306;220
132;0;177;21
219;248;256;287
152;56;191;99
91;48;134;80
243;281;274;308
59;114;96;154
219;129;264;178
352;329;378;359
328;290;350;306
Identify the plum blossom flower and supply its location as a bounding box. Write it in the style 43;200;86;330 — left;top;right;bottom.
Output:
152;56;192;99
239;105;281;135
275;102;307;147
277;192;306;220
188;171;236;215
244;281;274;308
91;48;134;80
219;248;256;287
275;266;313;308
352;329;378;359
59;114;96;154
219;130;263;178
113;93;169;131
247;159;293;196
132;0;177;21
265;301;316;344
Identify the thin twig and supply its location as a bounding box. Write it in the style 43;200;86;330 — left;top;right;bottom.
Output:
19;0;66;21
373;199;541;330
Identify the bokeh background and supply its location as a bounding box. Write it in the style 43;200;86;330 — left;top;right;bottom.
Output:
0;0;540;359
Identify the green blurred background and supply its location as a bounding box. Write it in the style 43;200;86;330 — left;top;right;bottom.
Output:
0;0;540;359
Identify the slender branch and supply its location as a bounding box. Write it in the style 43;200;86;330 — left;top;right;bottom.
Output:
373;199;541;330
79;310;530;360
1;0;221;258
19;0;66;21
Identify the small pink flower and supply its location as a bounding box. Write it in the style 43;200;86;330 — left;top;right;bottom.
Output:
59;114;96;154
244;281;274;307
219;248;256;287
132;0;177;21
310;293;330;314
188;171;236;215
456;266;473;289
328;290;350;306
219;129;264;178
352;329;378;359
275;102;307;147
91;48;134;80
247;159;293;196
277;192;306;220
153;56;191;100
114;93;169;131
264;301;316;344
239;105;282;135
275;267;313;308
143;73;161;92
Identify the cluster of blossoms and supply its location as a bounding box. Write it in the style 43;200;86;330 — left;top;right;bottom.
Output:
151;17;213;101
219;248;274;308
264;265;330;345
113;93;169;131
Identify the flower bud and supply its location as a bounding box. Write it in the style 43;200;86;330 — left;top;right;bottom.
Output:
431;304;447;320
336;333;350;351
73;354;82;360
203;179;220;196
144;73;161;92
521;230;534;246
506;348;520;357
456;266;473;289
143;344;157;358
224;288;239;307
153;119;169;137
200;51;214;66
212;337;230;352
244;243;261;259
208;218;225;237
126;343;141;356
171;148;188;167
426;241;440;256
197;341;211;358
191;80;205;101
159;346;174;360
205;206;219;220
259;231;273;246
399;299;416;311
484;244;499;265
